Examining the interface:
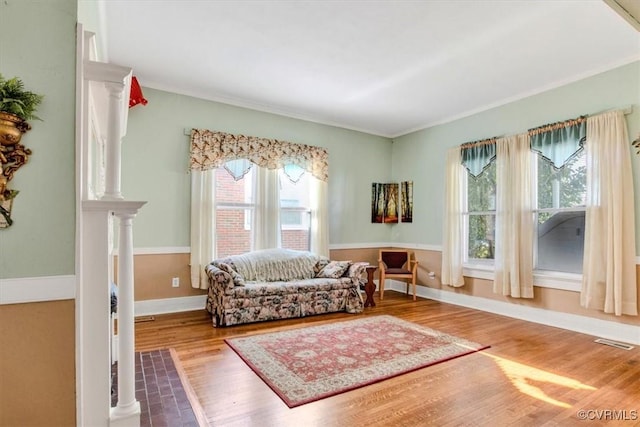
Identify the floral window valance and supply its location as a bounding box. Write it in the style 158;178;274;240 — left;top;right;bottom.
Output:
190;129;329;182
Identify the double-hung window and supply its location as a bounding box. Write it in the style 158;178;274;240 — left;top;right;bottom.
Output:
533;150;586;274
531;120;587;276
461;120;587;280
214;163;255;258
279;166;311;252
462;143;497;265
213;162;313;257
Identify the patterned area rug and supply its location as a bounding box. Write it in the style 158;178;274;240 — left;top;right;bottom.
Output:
225;315;489;407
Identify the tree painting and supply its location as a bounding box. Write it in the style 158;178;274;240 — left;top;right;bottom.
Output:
371;183;399;223
400;181;413;223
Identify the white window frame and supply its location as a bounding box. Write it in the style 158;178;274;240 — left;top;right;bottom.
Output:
462;161;497;266
215;166;313;253
280;206;311;231
242;173;254;230
214;167;256;255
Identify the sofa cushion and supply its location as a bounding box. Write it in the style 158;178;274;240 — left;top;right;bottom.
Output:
227;277;354;298
313;258;330;275
316;260;351;278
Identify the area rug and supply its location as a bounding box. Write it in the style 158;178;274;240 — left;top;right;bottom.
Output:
225;315;489;407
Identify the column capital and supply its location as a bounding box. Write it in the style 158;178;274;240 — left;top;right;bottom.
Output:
104;81;125;97
112;200;147;218
83;200;146;214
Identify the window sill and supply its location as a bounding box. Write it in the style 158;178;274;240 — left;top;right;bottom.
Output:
463;264;581;292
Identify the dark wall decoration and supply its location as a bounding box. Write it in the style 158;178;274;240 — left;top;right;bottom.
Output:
401;181;413;223
371;183;399;223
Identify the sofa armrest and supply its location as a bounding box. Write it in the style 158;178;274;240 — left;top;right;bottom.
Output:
206;264;235;293
346;261;368;279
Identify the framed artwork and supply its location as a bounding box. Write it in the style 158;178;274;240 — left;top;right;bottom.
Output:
401;181;413;223
371;183;399;223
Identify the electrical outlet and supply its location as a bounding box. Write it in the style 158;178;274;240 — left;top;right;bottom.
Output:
172;277;180;287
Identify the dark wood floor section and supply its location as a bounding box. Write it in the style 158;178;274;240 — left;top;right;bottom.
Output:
112;349;199;427
135;291;640;427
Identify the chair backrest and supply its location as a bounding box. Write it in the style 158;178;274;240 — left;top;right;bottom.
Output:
380;250;409;269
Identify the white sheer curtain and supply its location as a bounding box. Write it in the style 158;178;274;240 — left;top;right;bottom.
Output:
190;169;215;289
253;166;281;250
582;111;637;316
442;146;465;287
494;134;534;298
310;176;329;257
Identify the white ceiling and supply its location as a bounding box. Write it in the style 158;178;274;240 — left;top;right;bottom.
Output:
100;1;640;138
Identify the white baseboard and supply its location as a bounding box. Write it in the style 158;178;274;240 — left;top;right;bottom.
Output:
134;295;207;316
385;281;640;345
0;275;76;305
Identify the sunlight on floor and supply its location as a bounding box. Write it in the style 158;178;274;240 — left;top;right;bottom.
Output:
483;351;597;408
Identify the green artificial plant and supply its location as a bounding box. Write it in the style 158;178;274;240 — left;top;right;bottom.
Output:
0;74;44;121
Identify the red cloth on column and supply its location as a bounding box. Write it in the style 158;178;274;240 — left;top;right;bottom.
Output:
129;76;148;108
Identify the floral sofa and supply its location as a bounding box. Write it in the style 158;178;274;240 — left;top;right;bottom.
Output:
205;248;365;327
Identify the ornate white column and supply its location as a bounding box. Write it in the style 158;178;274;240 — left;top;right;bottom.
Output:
78;30;139;427
102;81;125;200
110;202;145;427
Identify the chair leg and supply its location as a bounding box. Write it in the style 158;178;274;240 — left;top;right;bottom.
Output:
379;274;385;300
412;280;416;301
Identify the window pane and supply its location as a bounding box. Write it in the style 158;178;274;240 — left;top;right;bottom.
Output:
281;200;302;225
536;211;585;274
281;211;310;251
467;160;496;212
215;167;254;204
279;170;311;251
537;150;586;209
215;209;252;258
468;214;495;260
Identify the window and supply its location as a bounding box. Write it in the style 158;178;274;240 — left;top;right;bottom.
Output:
460;137;586;282
279;169;311;252
534;151;586;274
214;166;254;258
214;164;313;257
462;152;586;275
465;160;496;263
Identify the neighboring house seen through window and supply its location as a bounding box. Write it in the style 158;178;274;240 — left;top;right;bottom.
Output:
534;150;586;274
214;165;312;258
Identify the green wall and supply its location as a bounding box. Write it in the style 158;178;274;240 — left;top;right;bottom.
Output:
0;0;77;279
391;62;640;252
124;64;640;252
122;88;392;247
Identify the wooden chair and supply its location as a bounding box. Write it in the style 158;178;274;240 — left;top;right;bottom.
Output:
378;249;419;301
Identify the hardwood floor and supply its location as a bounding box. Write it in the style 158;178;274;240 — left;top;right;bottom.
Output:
135;292;640;427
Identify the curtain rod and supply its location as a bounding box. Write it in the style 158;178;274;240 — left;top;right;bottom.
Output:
459;105;633;149
528;115;586;136
460;137;497;149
